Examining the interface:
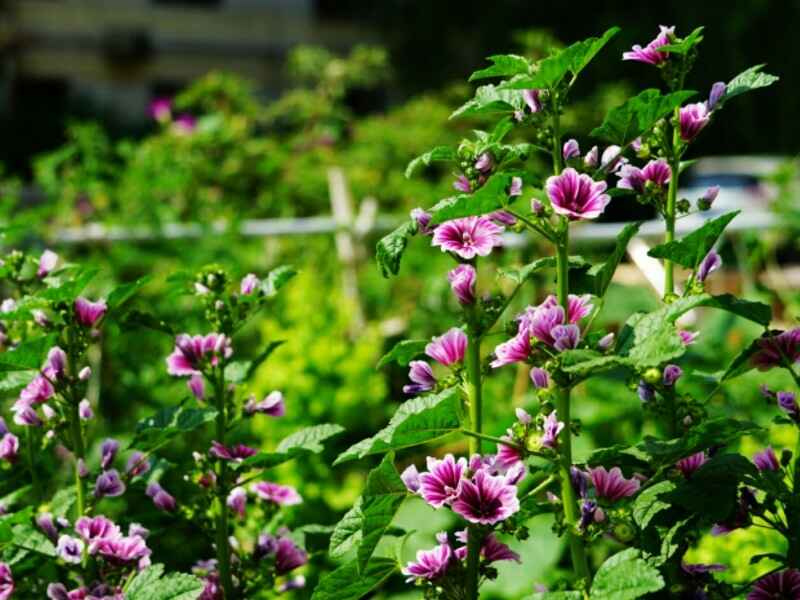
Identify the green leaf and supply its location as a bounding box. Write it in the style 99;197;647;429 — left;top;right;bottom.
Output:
588;221;643;296
376;220;416;278
723;64;779;104
310;556;396;600
405;146;456;178
0;334;57;372
591;89;696;146
377;339;428;369
590;548;664;600
648;211;740;268
660;26;704;54
469;54;531;81
334;388;462;465
429;172;519;225
497;257;557;285
329;499;364;558
263;265;296;297
450;84;524;119
358;452;406;571
120;310;176;335
130;404;218;453
632;481;676;530
10;523;56;557
224;340;285;383
126;564;204;600
0;371;35;392
526;593;583;600
237;424;344;470
106;275;153;310
40;267;99;303
720;337;762;382
699;294;771;327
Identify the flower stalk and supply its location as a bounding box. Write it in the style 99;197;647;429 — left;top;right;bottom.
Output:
213;367;235;600
464;321;483;600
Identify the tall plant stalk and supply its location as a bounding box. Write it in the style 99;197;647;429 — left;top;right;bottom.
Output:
213;369;234;600
464;324;483;600
663;106;682;297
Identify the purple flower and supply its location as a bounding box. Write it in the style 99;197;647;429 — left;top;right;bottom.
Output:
676;451;707;478
402;541;453;582
697;251;722;283
431;216;504;259
209;441;257;462
453;175;472;193
616;159;671;193
515;407;532;425
44;347;67;381
579;500;597;530
448;264;476;305
679;330;699;346
622;25;674;65
598;332;615;351
495;439;522;470
523;89;542;113
74;297;107;328
552;324;580;351
56;534;84;563
149;97;172;121
12;402;42;427
94;535;151;566
173;114;196;134
480;533;521;563
679;102;711;141
227;487;247;518
508;176;523;197
752;329;800;371
240;273;260;295
166;333;233;377
77;398;93;421
682;561;726;575
563;139;580;161
531;199;545;215
777;391;800;420
474;152;493;174
0;434;18;463
530;367;550;389
420;454;466;508
541;412;564;449
452;469;519;524
403;361;436;395
94;470;125;498
187;373;206;401
587;466;640;501
601;146;627;173
245;390;285;416
126;451;150;477
708;82;727;110
0;564;11;600
401;464;421;493
146;482;177;512
546;168;611;220
37;513;59;542
490;332;530;368
583;146;599;168
519;304;564;347
275;537;308;574
75;516;122;548
20;374;54;405
411;208;434;235
747;569;800;600
252;481;302;506
753;447;780;472
663;364;683;386
38;250;58;278
100;439;119;470
32;309;49;328
488;210;517;227
425;328;467;367
702;185;720;208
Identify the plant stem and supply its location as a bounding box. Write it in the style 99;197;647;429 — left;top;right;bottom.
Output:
26;428;41;502
555;221;592;585
213;370;235;600
664;108;682;298
69;402;85;519
464;324;483;600
788;430;800;567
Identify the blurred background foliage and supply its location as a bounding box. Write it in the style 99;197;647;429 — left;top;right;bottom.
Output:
0;4;798;596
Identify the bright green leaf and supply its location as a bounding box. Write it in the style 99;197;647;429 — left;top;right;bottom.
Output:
377;340;428;369
590;548;664;600
405;146;456;178
723;64;779;104
648;211;740;269
358;452;407;571
130;403;218;453
310;556;396;600
126;564;204;600
429;172;519;225
376;220;416;278
469;54;531;81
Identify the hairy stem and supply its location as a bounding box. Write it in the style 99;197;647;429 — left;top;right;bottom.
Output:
214;371;235;600
69;402;85;519
464;325;483;600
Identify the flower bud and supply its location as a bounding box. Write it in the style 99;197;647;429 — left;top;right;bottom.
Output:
78;367;92;381
643;368;661;385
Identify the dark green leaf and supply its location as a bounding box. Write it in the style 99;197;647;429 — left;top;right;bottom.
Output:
40;267;99;303
119;310;175;335
0;334;57;372
329;499;364;558
130;404;218;453
591;89;696;146
660;26;704;54
469;54;531;81
311;557;396;600
224;340;285;383
633;481;676;530
586;444;650;472
377;340;428;369
358;452;406;571
297;524;335;554
720;337;762;382
589;548;664;600
376;220;416;278
699;294;771;327
263;265;296;297
648;211;740;268
106;275;153;310
723;64;779;104
429;172;519;225
405;146;457;178
334;388;462;465
126;564;204;600
526;593;583;600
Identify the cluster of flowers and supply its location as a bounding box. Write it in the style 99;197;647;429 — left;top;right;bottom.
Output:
148;97;196;135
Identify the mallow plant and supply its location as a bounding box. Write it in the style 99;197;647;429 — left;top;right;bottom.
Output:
0;250;342;598
311;25;794;600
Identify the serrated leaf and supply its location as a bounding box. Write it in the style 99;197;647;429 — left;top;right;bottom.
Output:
126;564;204;600
591;89;696;146
405;146;456;178
469;54;531;81
334;388;462;465
120;310;175;335
648;211;740;269
130;404;218;453
310;557;396;600
632;480;676;529
0;371;35;392
0;334;57;372
358;452;406;571
376;220;416;278
429;172;519;225
377;340;428;369
723;64;779;104
588;221;643;296
720;337;762;382
450;83;524;119
329;499;364;559
525;593;583;600
660;26;704;54
497;257;557;285
106;275;153;310
10;524;56;557
590;548;664;600
237;424;344;470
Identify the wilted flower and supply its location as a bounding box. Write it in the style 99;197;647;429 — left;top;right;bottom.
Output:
74;297;107;328
753;447;780;472
252;481;302;506
245;391;285;416
541;412;564;449
622;25;674;65
56;535;84;564
747;569;800;600
547;168;611;220
420;454;466;508
431;216;504;259
697;251;722;283
452;469;519;524
167;333;233;376
751;329;800;371
708;82;727;110
38;250;59;278
676;451;707;478
587;466;640;501
240;273;260;295
448;264;476;305
402;539;453;582
679;102;711;141
563;139;580;160
523;89;542;113
663;364;683;386
425;328;468;367
94;470;125;498
403;361;436;395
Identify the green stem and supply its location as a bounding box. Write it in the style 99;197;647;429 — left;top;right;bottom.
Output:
69;403;85;519
26;428;41;502
556;222;591;586
464;325;483;600
213;371;235;600
461;429;522;450
664;108;682;298
788;430;800;567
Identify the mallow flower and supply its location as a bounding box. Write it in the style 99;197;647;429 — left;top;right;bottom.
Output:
425;328;467;367
587;466;640;501
245;390;285;416
753;447;780;472
452;469;520;525
708;81;726;110
94;470;125;498
546;168;610;220
74;297;107;328
274;537;308;574
622;25;674;65
56;535;84;564
747;569;800;600
540;412;564;449
0;433;20;463
252;481;302;506
697;250;722;282
402;539;453;582
403;361;436;395
616;160;671;193
562;139;580;160
419;454;466;508
431;216;504;259
166;333;233;376
447;264;476;305
751;329;800;370
679;102;711;141
676;451;707;478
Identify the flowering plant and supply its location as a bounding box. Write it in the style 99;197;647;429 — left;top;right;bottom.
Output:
315;25;793;600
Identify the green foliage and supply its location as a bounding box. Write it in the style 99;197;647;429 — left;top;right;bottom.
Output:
648;211;739;268
377;339;428;368
238;423;344;470
130;403;219;453
429;172;520;225
376;220;416;278
723;64;780;104
660;26;705;54
126;564;204;600
589;549;664;600
356;453;406;570
405;146;457;178
0;334;56;371
310;557;396;600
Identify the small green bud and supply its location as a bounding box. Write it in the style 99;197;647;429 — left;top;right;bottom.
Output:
643;368;661;384
612;522;636;542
